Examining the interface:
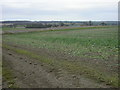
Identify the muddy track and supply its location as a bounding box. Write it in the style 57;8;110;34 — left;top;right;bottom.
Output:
2;44;112;88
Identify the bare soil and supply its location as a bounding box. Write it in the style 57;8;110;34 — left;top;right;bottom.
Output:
2;44;112;88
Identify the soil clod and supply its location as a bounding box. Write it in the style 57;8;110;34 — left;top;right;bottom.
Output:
8;53;12;55
20;57;23;59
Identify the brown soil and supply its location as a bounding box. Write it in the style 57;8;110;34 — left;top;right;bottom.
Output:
4;42;118;75
2;44;112;88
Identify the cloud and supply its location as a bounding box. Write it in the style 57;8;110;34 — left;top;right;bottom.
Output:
0;0;119;21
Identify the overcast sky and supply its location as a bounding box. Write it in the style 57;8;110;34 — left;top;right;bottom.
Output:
0;0;119;21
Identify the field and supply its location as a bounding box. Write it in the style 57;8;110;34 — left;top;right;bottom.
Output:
2;26;119;88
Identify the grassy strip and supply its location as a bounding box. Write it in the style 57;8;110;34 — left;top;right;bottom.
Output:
51;26;114;32
2;27;29;31
3;44;119;87
3;26;114;35
3;60;18;88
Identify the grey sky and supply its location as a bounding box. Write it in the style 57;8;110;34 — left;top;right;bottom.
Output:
0;0;119;21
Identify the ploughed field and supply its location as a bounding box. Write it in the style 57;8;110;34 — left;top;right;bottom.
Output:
2;26;119;88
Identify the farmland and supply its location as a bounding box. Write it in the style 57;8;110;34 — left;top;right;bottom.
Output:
2;26;119;88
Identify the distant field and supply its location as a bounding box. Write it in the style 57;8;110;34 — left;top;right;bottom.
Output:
2;27;29;31
2;26;119;88
2;26;114;31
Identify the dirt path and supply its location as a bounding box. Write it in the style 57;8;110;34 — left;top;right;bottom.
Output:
3;49;65;88
2;45;112;88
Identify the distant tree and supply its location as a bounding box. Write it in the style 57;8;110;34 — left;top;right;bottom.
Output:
100;22;107;26
25;23;53;28
71;23;75;26
88;21;93;26
52;24;59;27
59;22;64;26
13;24;17;28
7;25;14;28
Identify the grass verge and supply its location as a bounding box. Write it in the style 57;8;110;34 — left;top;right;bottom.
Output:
3;60;18;88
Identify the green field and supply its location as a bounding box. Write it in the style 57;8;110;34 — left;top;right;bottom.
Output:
3;26;118;59
3;26;119;87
